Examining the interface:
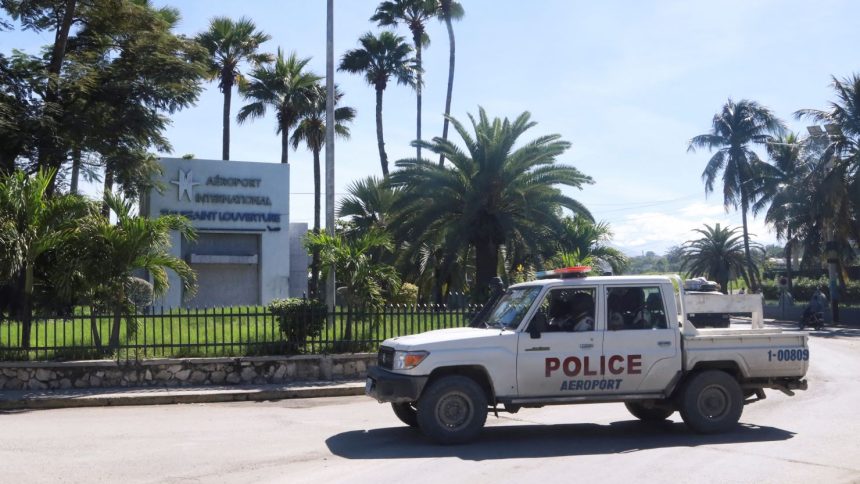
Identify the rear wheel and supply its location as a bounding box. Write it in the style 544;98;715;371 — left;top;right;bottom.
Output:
417;375;488;445
391;402;418;427
679;370;743;433
625;401;674;421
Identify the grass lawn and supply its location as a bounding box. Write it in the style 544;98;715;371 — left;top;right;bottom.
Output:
0;306;474;361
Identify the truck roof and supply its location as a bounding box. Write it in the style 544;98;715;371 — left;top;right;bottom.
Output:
511;274;674;288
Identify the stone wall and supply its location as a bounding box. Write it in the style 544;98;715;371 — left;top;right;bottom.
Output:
0;354;376;391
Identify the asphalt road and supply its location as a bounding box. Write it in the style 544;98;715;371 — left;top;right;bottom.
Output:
2;326;859;484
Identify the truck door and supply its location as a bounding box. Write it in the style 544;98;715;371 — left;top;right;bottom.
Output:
516;286;606;397
602;284;681;394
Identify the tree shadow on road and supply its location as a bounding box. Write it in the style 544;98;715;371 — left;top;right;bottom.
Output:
326;419;795;460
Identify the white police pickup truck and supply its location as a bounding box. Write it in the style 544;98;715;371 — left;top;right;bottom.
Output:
365;267;809;444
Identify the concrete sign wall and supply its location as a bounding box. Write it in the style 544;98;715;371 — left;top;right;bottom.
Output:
146;158;302;308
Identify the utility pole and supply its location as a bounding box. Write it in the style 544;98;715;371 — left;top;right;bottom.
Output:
325;0;336;318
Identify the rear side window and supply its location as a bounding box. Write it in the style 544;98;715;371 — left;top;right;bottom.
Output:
606;286;668;330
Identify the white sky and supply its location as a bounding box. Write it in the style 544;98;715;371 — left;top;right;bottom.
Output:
4;0;858;255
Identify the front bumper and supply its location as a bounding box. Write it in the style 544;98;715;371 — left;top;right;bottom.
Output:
365;366;429;403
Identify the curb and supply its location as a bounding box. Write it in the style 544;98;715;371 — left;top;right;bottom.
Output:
0;382;366;411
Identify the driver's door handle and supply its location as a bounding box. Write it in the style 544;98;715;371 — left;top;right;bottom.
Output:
580;343;594;349
658;341;672;347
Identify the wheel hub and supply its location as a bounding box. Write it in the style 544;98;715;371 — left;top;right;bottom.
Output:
437;392;472;430
698;384;729;419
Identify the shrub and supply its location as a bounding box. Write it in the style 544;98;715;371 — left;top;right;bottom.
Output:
268;298;327;353
760;277;860;304
390;282;418;305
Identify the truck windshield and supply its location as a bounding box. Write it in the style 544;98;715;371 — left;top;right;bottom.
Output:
483;286;542;329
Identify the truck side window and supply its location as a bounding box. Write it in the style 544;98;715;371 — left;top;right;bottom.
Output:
536;288;595;333
607;286;667;330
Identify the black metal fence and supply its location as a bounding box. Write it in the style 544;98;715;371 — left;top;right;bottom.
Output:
0;304;480;362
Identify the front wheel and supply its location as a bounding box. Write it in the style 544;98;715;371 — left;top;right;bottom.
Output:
679;370;743;433
625;401;675;422
417;376;488;444
391;402;418;427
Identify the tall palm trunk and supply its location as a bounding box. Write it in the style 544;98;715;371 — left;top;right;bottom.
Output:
375;87;389;176
310;146;322;299
474;238;498;303
222;75;233;160
280;127;289;164
439;13;456;166
108;304;123;351
413;33;422;161
101;165;114;217
739;194;757;292
70;147;81;194
785;229;793;292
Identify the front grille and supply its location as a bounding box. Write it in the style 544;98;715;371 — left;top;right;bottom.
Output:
378;346;395;369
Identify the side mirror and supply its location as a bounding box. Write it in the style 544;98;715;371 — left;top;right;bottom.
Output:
529;312;546;339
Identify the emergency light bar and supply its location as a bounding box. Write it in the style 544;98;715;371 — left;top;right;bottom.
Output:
535;266;592;279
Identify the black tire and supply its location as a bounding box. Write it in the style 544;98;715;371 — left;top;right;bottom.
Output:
416;375;488;445
679;370;743;433
391;402;419;428
625;401;675;422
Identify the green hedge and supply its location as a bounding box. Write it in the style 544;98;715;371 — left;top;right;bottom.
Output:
267;298;327;352
760;277;860;303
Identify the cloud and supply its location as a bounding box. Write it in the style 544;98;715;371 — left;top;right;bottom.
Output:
605;201;778;255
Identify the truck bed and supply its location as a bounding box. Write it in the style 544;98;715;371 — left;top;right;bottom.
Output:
683;328;809;379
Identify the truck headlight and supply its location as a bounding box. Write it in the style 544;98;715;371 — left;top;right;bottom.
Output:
393;350;429;370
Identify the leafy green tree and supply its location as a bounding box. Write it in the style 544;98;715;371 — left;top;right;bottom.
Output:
688;99;785;291
0;169;91;348
371;0;436;160
389;107;594;300
1;0;205;196
680;223;760;294
339;31;416;176
70;192;196;351
196;16;272;161
435;0;464;166
238;49;321;165
292;84;356;298
305;229;400;341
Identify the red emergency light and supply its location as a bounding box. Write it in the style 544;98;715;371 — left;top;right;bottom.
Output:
535;266;592;279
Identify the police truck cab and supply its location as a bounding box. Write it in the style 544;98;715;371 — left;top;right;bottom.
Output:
365;267;809;444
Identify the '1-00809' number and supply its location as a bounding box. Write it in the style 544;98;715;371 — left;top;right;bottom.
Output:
768;349;809;362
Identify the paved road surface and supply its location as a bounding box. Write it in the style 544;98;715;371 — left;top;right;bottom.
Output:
2;326;859;483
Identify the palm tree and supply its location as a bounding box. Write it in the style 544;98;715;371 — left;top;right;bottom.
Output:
196;17;271;161
751;133;812;290
305;229;400;342
371;0;436;161
291;84;356;298
435;0;464;166
72;192;196;351
337;175;401;238
680;223;760;294
339;31;416;176
688;99;785;292
237;49;322;165
389;107;594;300
553;216;629;274
0;169;91;348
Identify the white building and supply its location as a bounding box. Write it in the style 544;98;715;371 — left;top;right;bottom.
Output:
143;158;308;308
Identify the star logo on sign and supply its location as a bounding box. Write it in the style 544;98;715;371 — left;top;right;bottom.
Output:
170;169;200;202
